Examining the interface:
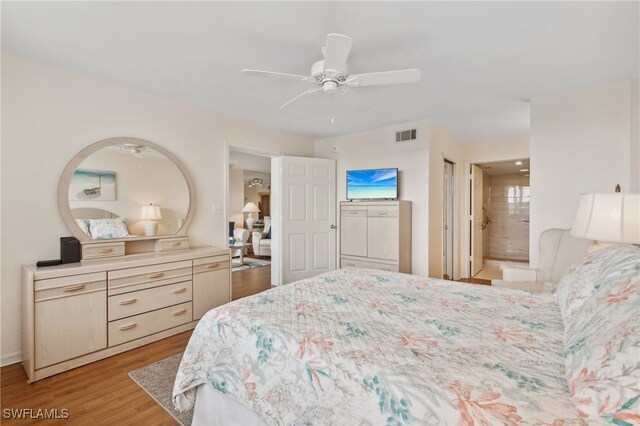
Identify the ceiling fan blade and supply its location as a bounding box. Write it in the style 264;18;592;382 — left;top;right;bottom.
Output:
279;88;322;109
336;87;370;111
346;69;421;87
241;69;314;83
323;34;352;74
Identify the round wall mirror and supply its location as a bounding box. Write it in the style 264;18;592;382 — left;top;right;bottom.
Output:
59;137;194;242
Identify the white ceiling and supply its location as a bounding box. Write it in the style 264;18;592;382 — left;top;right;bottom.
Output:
2;2;638;142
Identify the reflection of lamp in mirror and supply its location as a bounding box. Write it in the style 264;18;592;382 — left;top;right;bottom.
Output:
241;202;260;232
140;203;162;236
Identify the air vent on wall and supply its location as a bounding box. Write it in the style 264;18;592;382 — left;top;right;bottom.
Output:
395;128;417;142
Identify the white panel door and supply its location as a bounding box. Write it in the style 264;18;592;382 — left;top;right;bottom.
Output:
277;157;336;285
471;165;483;276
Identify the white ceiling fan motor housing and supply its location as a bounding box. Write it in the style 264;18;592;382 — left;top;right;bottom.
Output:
311;60;349;92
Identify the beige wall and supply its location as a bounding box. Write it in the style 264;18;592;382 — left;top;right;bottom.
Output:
530;79;638;267
314;120;430;277
427;123;465;279
1;52;313;364
462;135;530;164
228;168;244;228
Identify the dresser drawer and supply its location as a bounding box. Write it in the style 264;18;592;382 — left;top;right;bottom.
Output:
367;205;398;218
341;208;367;218
108;281;192;321
82;242;125;260
157;237;190;252
34;272;106;293
108;260;192;295
108;302;192;347
340;257;399;272
193;255;230;274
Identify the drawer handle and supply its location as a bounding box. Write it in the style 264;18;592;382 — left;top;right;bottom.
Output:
172;308;187;316
119;323;137;331
350;211;358;214
170;242;182;247
172;287;187;294
63;284;86;292
99;248;113;253
205;263;220;269
346;263;355;267
377;212;388;215
119;298;137;305
147;272;164;279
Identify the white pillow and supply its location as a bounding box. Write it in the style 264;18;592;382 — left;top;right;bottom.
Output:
88;217;129;240
75;219;91;237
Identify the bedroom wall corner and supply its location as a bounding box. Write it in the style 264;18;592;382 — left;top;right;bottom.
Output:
314;120;430;277
426;122;465;280
530;79;634;267
0;51;314;363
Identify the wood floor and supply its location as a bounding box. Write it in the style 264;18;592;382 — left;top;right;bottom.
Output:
1;263;488;425
0;263;273;426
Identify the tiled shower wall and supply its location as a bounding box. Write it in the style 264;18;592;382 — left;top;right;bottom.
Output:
484;173;530;261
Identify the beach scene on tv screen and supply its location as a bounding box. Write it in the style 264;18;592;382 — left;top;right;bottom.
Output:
347;169;397;199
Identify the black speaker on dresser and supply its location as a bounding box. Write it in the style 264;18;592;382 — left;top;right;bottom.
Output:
60;236;81;264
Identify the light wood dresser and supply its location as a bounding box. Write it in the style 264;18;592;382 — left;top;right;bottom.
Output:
22;246;230;383
340;201;412;273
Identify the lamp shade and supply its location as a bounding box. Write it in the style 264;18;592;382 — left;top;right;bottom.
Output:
241;202;260;213
140;204;162;221
570;193;640;244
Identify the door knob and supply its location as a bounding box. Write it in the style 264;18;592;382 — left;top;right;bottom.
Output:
330;225;336;229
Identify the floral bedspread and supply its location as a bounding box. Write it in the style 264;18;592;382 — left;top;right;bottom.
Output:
173;268;581;425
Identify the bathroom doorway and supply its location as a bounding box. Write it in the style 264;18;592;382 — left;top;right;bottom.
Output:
469;158;530;281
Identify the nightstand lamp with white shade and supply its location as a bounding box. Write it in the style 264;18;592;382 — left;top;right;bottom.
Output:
242;202;260;232
140;203;162;236
570;193;640;249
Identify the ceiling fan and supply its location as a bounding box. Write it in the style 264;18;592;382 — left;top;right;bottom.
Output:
241;34;421;110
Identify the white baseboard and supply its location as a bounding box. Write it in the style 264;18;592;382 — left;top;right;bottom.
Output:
1;351;22;367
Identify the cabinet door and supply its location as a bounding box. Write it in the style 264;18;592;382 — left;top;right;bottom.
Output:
193;268;230;320
340;210;367;257
367;217;399;261
35;283;107;369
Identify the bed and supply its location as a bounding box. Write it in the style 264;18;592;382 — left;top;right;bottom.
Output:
173;245;639;425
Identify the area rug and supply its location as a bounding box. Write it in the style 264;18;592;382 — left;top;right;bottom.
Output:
129;353;192;426
232;257;271;272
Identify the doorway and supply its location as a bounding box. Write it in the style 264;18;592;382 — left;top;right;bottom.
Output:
469;158;530;281
442;159;455;280
226;146;275;300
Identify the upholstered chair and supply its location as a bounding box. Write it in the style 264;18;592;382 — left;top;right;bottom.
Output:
252;216;271;257
491;228;593;292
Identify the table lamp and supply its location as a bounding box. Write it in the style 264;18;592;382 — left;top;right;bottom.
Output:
140;203;162;236
242;202;260;232
570;193;640;250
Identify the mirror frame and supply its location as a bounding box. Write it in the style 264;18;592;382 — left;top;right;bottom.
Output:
58;137;195;243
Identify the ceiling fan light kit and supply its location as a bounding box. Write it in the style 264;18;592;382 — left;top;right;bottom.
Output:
242;33;421;110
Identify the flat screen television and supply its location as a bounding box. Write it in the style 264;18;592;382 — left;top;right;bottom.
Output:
346;168;398;200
